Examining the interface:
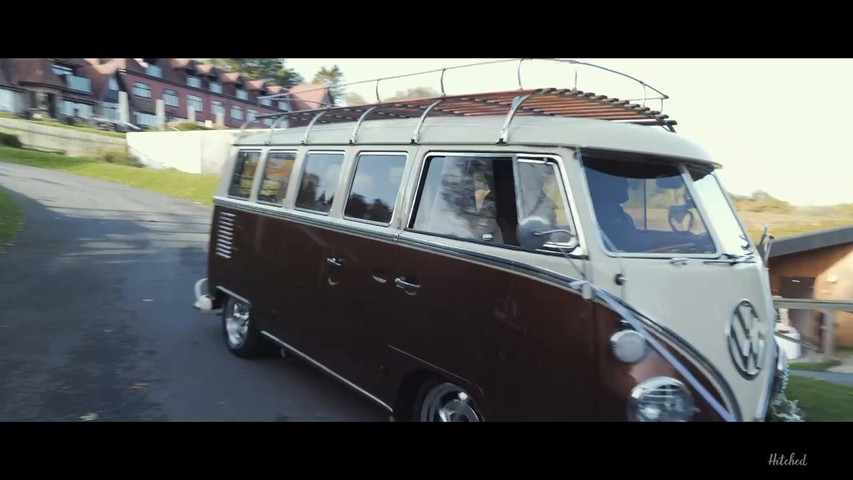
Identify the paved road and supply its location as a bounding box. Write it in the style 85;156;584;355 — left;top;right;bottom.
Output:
790;370;853;386
0;162;387;421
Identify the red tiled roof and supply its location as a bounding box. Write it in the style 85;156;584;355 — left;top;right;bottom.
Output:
246;79;266;90
220;72;241;83
195;64;214;75
170;59;192;69
288;83;332;110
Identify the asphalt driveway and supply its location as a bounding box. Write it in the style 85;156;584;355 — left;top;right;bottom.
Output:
0;161;387;421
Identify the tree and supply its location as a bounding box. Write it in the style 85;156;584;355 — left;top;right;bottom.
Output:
312;65;345;104
387;87;440;102
345;92;368;106
206;58;304;88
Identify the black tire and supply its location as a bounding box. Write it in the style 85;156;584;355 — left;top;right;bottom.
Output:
221;295;268;358
412;377;483;422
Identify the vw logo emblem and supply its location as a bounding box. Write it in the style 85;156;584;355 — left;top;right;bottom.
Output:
725;300;766;378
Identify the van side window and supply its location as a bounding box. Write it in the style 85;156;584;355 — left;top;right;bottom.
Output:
258;151;296;204
344;153;407;224
516;159;575;245
411;155;520;246
295;152;345;214
228;150;261;199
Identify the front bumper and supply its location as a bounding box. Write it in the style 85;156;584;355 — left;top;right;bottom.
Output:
193;278;213;312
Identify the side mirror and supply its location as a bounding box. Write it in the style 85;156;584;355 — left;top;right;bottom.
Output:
517;216;579;252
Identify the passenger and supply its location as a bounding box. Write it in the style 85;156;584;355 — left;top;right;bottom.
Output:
586;169;637;251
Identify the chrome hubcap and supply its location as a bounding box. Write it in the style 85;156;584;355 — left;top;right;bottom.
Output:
420;383;480;422
225;299;250;348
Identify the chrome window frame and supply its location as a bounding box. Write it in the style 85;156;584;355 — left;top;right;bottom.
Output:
342;151;409;227
576;150;722;260
256;149;298;207
226;148;264;201
404;150;586;257
293;150;347;217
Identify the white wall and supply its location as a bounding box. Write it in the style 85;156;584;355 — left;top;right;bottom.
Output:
0;117;126;156
126;129;260;175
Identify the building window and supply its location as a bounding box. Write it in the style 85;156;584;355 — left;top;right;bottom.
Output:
210;82;222;94
60;101;93;118
263;118;273;126
248;109;258;123
108;77;118;91
212;101;224;116
345;153;408;224
295;152;345;214
51;64;73;76
236;89;248;101
187;76;201;89
187;95;203;113
66;75;93;94
146;64;163;78
278;101;289;111
231;105;243;120
101;102;119;120
133;82;151;98
260;98;271;106
163;90;180;108
134;112;158;126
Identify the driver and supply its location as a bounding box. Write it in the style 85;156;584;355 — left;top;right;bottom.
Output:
586;169;637;252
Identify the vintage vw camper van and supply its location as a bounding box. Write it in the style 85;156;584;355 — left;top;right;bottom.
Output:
192;65;788;422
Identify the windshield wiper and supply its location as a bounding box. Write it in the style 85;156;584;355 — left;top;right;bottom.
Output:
704;252;758;265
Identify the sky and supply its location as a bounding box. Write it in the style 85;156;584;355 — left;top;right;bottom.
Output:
286;58;853;206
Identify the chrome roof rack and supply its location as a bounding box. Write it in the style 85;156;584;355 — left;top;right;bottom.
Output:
241;58;677;145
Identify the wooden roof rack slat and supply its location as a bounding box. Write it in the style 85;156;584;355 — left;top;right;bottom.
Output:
246;59;677;143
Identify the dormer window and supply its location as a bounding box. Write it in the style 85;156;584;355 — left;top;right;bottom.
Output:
108;77;118;91
51;64;73;76
236;88;248;101
146;64;163;78
210;81;222;94
187;75;201;89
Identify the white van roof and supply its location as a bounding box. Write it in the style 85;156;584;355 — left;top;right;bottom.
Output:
236;115;717;167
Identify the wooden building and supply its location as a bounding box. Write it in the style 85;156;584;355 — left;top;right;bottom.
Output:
767;225;853;347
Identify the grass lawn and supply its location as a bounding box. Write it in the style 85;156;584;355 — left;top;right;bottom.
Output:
789;359;842;371
0;186;24;247
0;111;126;139
0;146;219;205
786;374;853;421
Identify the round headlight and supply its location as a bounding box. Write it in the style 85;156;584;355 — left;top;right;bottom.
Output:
628;377;696;422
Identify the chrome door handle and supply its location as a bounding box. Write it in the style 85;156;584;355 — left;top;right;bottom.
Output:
394;277;420;291
326;257;344;268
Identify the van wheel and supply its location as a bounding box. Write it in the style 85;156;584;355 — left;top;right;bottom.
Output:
413;379;482;422
222;296;265;358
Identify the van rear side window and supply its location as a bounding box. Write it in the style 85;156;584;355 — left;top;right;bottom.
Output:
411;154;520;246
228;150;261;199
295;152;345;214
344;153;407;224
258;151;296;205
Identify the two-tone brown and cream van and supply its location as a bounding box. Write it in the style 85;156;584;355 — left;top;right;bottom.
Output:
192;78;789;422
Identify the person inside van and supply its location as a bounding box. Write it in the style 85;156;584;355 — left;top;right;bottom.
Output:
585;167;638;252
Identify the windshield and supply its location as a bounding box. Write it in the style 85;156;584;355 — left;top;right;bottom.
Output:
582;155;716;255
689;170;753;255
